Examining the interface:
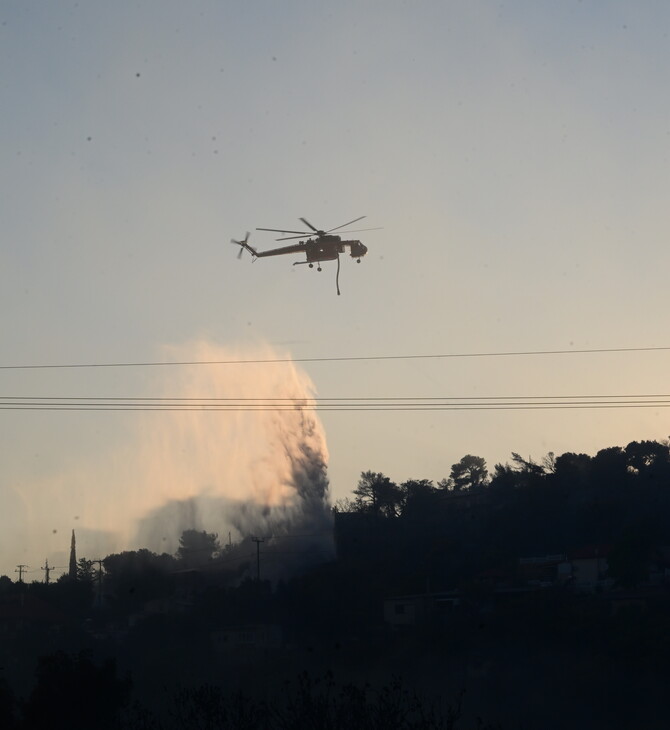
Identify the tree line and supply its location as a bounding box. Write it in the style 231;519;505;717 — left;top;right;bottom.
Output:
338;440;670;519
334;439;670;592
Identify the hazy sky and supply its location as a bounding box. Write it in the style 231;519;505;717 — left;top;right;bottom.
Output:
2;1;670;578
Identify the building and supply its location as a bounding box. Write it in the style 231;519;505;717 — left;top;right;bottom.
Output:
383;591;460;629
569;545;612;590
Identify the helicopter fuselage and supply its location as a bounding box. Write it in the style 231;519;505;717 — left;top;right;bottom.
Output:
253;235;367;264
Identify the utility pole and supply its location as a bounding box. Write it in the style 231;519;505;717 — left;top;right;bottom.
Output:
251;537;264;582
15;564;28;583
41;559;53;584
91;559;104;605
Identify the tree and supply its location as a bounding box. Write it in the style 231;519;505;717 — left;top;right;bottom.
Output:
625;440;670;476
177;529;222;566
76;558;94;583
488;463;520;492
552;452;592;485
103;549;176;612
22;651;131;730
510;452;545;476
448;455;488;491
332;497;356;513
352;471;404;517
541;451;557;474
592;446;628;484
400;479;438;518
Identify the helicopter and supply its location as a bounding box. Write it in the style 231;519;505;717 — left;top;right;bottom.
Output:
230;216;378;295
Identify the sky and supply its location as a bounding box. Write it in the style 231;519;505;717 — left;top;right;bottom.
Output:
2;0;670;578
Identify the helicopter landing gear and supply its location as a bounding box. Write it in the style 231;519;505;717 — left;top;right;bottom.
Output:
356;258;361;263
317;265;322;272
308;263;313;268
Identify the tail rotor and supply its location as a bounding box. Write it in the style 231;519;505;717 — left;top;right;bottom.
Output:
230;232;254;259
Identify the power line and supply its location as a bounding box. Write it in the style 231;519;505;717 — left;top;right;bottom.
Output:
2;345;670;371
3;405;670;412
4;393;670;401
2;395;670;412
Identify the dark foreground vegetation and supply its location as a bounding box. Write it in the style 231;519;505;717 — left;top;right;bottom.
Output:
2;438;670;728
1;658;489;730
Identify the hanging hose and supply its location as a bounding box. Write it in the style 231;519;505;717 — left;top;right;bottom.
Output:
335;255;341;295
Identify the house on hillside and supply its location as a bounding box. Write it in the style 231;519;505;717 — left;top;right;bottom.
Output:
569;545;612;591
210;624;282;661
383;591;460;629
518;554;570;587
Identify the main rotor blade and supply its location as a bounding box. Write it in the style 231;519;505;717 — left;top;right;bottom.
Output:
299;217;319;232
326;216;366;233
333;226;383;234
256;227;308;235
274;226;382;241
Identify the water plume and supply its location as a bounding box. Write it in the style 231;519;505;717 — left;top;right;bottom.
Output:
130;341;334;571
8;341;333;578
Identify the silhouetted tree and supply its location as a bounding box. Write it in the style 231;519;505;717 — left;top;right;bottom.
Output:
541;451;557;473
488;462;519;492
332;497;356;513
68;530;77;580
592;446;628;485
625;440;670;482
553;452;592;485
352;471;404;517
400;479;439;518
177;529;221;566
448;455;488;491
510;452;546;476
76;558;94;583
103;549;176;612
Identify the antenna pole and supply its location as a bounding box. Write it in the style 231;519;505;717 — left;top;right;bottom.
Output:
15;564;28;583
